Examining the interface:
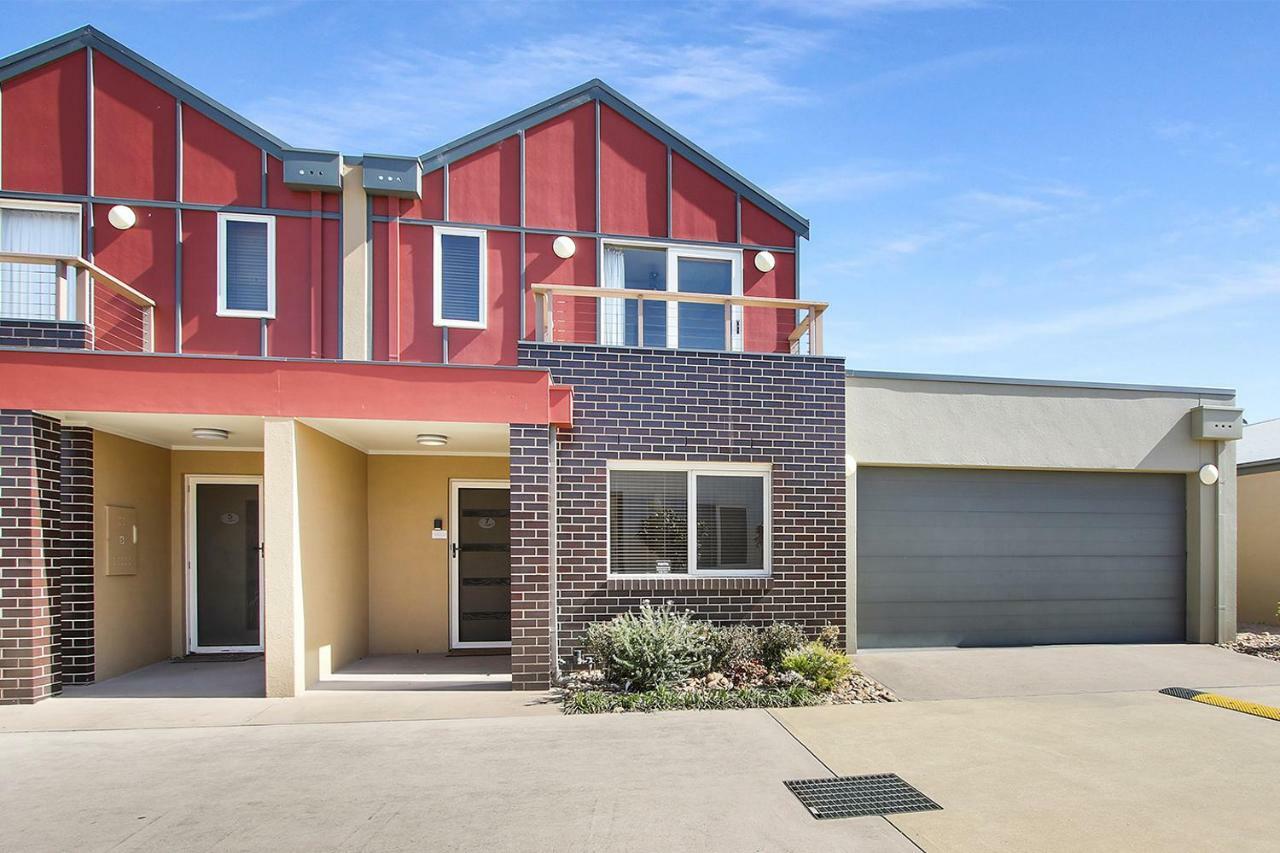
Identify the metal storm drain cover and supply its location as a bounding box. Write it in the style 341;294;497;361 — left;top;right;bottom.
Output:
785;773;942;820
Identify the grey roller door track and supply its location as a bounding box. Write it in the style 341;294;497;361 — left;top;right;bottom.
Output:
856;467;1186;648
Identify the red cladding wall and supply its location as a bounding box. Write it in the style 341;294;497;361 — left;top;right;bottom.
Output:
743;249;796;353
180;105;260;207
525;103;595;232
179;210;258;355
741;199;795;248
448;139;520;225
449;230;520;365
671;153;736;243
526;233;597;343
93;54;176;201
599;105;666;237
1;51;87;195
91;204;177;352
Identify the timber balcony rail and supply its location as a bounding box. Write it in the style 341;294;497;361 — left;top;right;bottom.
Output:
530;283;827;356
0;252;155;352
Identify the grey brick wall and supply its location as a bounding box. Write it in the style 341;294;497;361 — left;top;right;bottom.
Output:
0;320;91;350
511;342;846;688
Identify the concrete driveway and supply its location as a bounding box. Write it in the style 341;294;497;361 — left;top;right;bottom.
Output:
855;643;1280;701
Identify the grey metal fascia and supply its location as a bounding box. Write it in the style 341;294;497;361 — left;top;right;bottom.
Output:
847;368;1237;398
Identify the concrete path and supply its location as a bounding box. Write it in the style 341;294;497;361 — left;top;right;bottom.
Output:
856;643;1280;701
774;685;1280;853
0;710;915;853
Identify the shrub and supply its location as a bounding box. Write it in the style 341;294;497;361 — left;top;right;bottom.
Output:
708;623;760;670
583;603;715;691
758;622;807;668
817;624;842;650
781;642;853;692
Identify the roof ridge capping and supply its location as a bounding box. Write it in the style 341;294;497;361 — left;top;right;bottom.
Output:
417;78;810;238
0;24;336;159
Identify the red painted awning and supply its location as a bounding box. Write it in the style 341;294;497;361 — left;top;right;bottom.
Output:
0;349;572;428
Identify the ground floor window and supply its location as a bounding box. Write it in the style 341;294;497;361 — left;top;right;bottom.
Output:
607;463;769;576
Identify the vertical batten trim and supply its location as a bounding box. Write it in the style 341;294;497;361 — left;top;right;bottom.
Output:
260;148;269;356
260;149;268;208
735;193;742;244
594;99;602;233
335;182;343;359
85;46;95;262
175;99;184;353
364;195;373;360
442;162;450;221
665;145;673;238
519;128;527;341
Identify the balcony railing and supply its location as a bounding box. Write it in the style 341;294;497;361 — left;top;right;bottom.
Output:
530;283;827;355
0;252;155;352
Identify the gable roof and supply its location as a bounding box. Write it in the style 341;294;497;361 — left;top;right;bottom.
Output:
0;25;295;157
419;79;809;239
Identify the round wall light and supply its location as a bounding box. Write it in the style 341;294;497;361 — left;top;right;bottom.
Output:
416;433;449;447
754;251;776;273
1198;463;1220;486
107;204;137;231
552;235;576;259
191;427;230;441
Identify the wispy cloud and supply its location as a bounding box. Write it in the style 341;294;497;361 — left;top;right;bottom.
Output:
951;190;1054;216
901;264;1280;354
770;163;931;205
843;45;1029;96
758;0;987;19
244;18;826;153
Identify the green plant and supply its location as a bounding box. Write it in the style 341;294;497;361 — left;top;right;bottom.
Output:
708;623;760;670
817;624;841;650
583;603;715;691
758;622;806;668
781;642;853;692
562;684;822;714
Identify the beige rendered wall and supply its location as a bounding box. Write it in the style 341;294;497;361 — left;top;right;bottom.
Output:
1238;468;1280;626
92;431;172;680
341;162;369;361
295;423;369;686
846;375;1239;647
368;455;509;654
168;450;265;657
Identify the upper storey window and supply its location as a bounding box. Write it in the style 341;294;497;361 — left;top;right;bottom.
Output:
0;199;81;321
434;226;487;329
217;213;275;318
600;242;743;351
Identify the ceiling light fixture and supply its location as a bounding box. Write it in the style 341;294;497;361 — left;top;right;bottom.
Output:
191;427;230;441
416;433;449;447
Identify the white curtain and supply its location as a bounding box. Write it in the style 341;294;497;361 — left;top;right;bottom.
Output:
0;208;80;320
600;246;626;346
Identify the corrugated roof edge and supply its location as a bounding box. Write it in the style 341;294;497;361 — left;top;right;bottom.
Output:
847;368;1236;398
416;78;810;239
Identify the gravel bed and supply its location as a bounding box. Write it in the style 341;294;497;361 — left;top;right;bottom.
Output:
1220;628;1280;663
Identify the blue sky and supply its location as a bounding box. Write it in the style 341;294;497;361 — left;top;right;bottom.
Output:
6;1;1280;415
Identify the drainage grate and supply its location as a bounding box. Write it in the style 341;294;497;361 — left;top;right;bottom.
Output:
785;773;942;820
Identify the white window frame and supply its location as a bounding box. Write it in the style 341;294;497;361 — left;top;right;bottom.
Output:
216;212;276;319
598;239;744;351
0;197;84;322
433;225;488;330
605;460;771;579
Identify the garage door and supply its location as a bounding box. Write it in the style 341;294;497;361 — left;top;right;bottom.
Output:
856;468;1186;648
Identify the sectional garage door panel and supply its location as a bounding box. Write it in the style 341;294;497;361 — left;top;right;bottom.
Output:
856;468;1187;649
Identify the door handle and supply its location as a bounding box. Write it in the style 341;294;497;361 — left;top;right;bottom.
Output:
451;542;458;558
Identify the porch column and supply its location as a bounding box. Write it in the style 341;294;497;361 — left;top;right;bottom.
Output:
263;418;305;698
0;410;63;704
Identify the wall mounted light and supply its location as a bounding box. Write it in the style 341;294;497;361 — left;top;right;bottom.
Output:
416;433;449;447
1198;463;1220;486
552;235;576;259
754;251;776;273
191;428;230;441
107;205;137;231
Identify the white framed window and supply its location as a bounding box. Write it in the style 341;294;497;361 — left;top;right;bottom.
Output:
606;461;770;578
599;240;743;351
0;198;83;321
433;225;487;329
217;212;275;319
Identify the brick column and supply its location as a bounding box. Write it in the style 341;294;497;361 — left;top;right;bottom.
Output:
0;410;64;704
509;424;552;689
59;427;94;684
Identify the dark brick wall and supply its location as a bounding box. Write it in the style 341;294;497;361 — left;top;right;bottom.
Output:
509;425;552;688
512;342;846;687
0;412;95;704
0;320;91;350
0;411;63;704
59;428;94;684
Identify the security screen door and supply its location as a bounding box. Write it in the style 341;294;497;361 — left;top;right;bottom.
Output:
188;479;263;652
451;482;512;649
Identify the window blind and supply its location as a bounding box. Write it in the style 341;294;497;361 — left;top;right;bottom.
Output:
609;470;688;574
224;219;269;312
440;232;482;323
0;207;79;321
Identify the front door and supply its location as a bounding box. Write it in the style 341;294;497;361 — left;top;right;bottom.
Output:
450;480;512;649
186;477;264;653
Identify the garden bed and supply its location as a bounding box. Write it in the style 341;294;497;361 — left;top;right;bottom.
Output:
558;604;897;714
